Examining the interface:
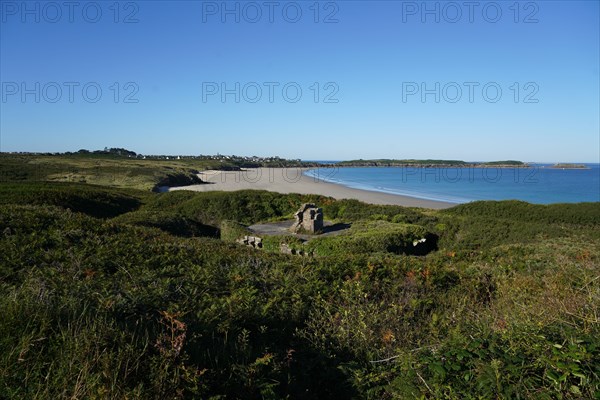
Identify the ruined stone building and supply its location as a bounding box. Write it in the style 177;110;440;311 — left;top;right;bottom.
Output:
290;203;323;234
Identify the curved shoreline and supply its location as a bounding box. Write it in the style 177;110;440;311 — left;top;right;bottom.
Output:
303;169;469;204
168;168;455;209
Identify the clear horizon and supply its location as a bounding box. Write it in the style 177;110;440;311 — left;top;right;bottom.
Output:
1;1;599;163
2;148;599;165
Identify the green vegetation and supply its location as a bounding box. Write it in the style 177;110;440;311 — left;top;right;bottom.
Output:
0;182;145;218
144;190;326;226
220;220;253;242
0;153;205;191
481;160;526;166
551;163;590;169
112;209;219;238
0;155;598;398
304;221;433;256
0;151;317;191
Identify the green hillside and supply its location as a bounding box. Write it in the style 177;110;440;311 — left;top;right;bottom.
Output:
0;178;598;399
0;152;316;191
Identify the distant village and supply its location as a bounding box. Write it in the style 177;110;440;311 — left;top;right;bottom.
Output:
5;148;302;164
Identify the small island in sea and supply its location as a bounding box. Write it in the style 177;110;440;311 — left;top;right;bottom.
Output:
548;163;590;170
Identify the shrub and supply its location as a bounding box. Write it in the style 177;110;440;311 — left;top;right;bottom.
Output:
307;221;434;256
0;182;144;218
220;220;252;242
1;183;598;399
113;209;219;238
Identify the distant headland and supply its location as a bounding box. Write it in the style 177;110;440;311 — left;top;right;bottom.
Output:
1;149;530;170
547;163;590;170
335;159;528;168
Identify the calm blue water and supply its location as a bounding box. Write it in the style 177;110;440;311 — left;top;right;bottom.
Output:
304;164;600;204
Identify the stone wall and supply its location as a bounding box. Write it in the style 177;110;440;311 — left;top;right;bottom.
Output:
236;235;263;248
290;203;323;234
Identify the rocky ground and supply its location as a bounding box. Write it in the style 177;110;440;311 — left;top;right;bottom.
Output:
248;220;351;241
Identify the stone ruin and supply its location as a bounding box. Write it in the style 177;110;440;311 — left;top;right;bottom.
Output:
280;243;313;257
290;203;323;234
236;235;263;249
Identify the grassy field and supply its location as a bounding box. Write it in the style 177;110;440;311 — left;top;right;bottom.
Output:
0;153;313;191
0;155;599;399
0;153;212;191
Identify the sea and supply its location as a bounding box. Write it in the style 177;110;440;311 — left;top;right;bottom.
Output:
304;163;600;205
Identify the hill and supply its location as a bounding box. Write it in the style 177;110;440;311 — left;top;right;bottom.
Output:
0;151;319;191
0;179;598;398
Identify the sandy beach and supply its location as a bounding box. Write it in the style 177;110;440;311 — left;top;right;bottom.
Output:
169;168;454;209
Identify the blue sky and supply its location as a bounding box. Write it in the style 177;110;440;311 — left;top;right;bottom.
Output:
1;0;599;162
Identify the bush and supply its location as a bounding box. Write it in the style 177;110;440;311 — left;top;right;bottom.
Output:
444;200;600;226
322;199;437;226
307;221;435;256
0;182;144;218
1;183;598;399
146;190;307;225
113;209;219;238
220;220;252;242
